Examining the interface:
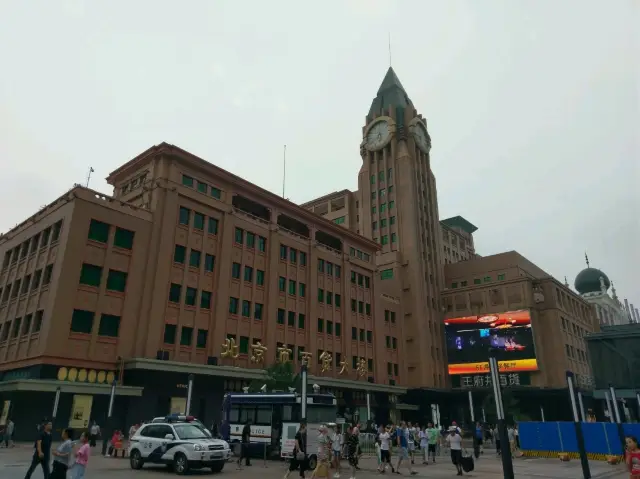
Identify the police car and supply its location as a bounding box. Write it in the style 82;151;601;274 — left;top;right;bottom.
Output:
128;415;231;475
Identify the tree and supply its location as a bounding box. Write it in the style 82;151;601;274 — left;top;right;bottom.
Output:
248;362;301;393
481;389;530;423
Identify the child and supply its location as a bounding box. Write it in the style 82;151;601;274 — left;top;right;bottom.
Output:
70;432;90;479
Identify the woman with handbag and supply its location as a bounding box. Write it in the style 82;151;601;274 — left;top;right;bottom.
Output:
284;423;307;479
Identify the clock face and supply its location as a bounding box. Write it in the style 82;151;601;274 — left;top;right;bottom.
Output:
413;122;431;153
365;120;391;150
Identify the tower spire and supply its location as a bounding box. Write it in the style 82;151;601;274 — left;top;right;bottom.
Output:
564;276;569;288
585;252;590;268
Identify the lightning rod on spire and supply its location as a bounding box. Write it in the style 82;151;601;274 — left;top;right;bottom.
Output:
585;252;590;268
388;32;392;67
282;145;286;199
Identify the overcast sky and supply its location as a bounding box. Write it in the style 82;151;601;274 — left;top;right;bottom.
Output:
1;1;638;309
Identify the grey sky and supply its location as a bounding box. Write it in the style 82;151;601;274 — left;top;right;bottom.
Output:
1;1;638;307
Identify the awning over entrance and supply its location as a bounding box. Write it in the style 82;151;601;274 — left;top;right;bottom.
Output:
0;379;143;396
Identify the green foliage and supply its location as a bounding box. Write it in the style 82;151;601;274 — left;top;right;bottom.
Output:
481;389;530;423
248;361;301;393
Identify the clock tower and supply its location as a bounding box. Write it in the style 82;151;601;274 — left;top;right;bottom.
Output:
358;67;446;388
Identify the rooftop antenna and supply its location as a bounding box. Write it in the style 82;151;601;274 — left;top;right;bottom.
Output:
584;251;590;268
388;32;392;67
86;167;95;188
282;145;286;199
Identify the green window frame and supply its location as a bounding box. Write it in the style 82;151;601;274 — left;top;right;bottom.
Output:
79;263;102;287
247;232;255;249
114;227;135;250
288;311;295;326
231;262;241;279
208;218;219;235
317;318;324;333
196;329;208;348
278;277;286;292
256;270;265;286
258;236;266;252
189;249;201;268
298;314;305;329
98;314;121;337
204;254;215;272
299;283;306;297
254;303;263;320
234;228;244;244
163;324;176;344
185;287;197;306
174;245;186;263
229;297;239;314
244;266;253;282
201;290;212;309
240;336;249;354
277;308;285;324
288;280;296;295
106;270;128;292
70;309;94;334
180;326;193;346
197;181;207;193
211;187;222;199
380;269;393;280
182;175;194;187
169;283;182;303
193;213;204;230
318;288;324;302
88;219;110;243
300;252;307;266
242;300;251;317
179;207;190;226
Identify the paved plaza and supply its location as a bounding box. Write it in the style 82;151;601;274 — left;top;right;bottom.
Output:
0;444;631;479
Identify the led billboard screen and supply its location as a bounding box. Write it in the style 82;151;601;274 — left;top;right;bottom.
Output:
445;309;538;375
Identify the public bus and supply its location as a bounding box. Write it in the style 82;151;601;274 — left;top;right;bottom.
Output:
220;391;337;468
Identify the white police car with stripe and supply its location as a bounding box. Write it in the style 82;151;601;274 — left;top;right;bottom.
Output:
128;415;231;475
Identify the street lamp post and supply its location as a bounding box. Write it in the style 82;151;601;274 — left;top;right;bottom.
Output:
577;391;586;422
101;380;117;457
488;351;514;479
300;356;309;454
567;371;590;479
609;385;627;456
52;387;61;437
185;374;194;416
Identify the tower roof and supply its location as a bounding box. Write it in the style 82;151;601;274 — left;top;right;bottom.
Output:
369;67;412;117
575;267;610;294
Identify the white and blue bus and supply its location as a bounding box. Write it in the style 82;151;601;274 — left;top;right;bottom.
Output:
220;392;337;467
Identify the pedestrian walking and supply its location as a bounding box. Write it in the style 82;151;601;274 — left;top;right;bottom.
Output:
237;420;251;468
51;428;74;479
88;420;100;447
69;432;90;479
24;419;52;479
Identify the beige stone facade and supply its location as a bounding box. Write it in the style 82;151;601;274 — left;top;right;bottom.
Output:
443;251;599;389
0;143;411;388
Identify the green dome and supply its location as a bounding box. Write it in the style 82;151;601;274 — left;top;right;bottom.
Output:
575;267;610;294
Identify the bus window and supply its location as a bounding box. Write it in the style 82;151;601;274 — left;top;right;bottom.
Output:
307;406;337;424
230;407;240;423
239;407;254;424
256;406;272;425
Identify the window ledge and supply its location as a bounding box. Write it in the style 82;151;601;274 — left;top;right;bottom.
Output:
69;332;91;340
97;336;118;344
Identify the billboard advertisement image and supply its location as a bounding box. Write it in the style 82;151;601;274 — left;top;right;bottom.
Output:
445;309;538;375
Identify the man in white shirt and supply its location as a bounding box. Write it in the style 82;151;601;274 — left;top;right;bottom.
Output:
329;424;342;478
378;426;394;473
446;427;464;476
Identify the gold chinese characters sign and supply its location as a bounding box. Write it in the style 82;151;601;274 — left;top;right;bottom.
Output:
251;342;268;364
57;367;115;384
356;358;367;378
277;346;292;363
319;351;332;372
300;351;313;366
221;338;239;359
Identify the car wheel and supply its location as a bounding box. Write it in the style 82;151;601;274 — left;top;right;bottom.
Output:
308;454;317;470
211;461;225;473
129;449;144;470
173;452;189;475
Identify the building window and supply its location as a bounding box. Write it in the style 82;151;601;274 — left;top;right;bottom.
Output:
290;248;297;263
180;326;193;346
242;300;251;317
208;218;219;235
247;232;255;249
299;283;306;297
300;252;307;266
381;235;388;245
278;277;286;292
388;201;395;209
88;219;110;243
390;216;396;225
70;309;94;334
106;270;128;292
289;280;297;295
335;294;341;308
473;278;481;285
185;287;197;306
169;283;182;303
370;174;375;184
197;329;208;348
234;228;244;244
391;233;397;243
451;282;458;289
380;269;393;280
258;236;267;252
483;276;491;283
79;264;102;287
288;311;295;327
334;216;346;225
179;207;190;226
277;309;285;325
232;263;241;279
163;324;177;344
229;297;239;315
201;291;212;309
498;274;506;280
182;175;194;187
204;254;215;272
174;245;186;263
211;186;222;199
113;227;135;250
317;318;324;333
98;314;121;337
189;250;201;268
240;336;250;354
33;310;43;332
256;270;265;286
318;259;325;273
197;181;207;194
193;213;205;230
244;266;253;282
298;314;305;329
461;281;468;287
254;303;263;320
318;288;324;302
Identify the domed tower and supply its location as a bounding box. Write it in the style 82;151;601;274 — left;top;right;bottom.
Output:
356;67;445;388
574;254;626;326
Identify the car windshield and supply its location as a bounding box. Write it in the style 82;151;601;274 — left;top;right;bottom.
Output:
174;424;210;440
